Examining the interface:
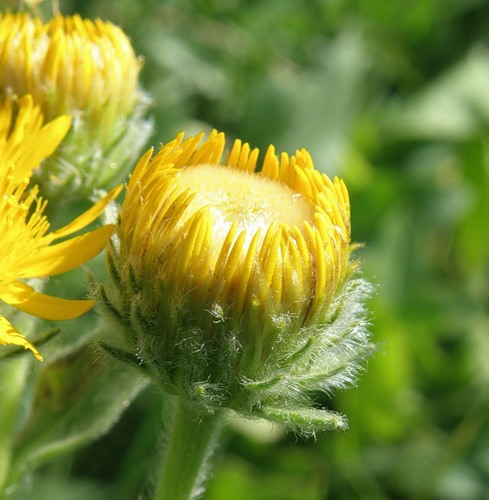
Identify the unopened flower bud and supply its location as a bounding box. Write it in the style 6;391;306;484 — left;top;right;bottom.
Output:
98;131;372;433
0;12;152;199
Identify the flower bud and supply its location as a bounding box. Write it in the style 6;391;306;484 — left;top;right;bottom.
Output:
99;131;372;432
0;12;152;199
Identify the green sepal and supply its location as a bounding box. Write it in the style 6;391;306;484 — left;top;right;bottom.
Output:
252;406;348;435
94;283;130;329
295;341;377;390
105;245;123;294
277;336;315;370
99;341;150;376
33;93;153;203
241;375;283;392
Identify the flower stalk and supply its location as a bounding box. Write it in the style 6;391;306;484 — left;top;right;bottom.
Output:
154;397;224;500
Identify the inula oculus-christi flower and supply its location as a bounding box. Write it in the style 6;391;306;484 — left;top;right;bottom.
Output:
0;12;152;197
100;131;371;432
0;96;121;361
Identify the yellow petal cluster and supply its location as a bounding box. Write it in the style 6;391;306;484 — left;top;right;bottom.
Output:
0;12;141;126
121;130;353;337
0;96;121;361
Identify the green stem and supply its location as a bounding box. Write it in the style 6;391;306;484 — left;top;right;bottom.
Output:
0;356;30;491
154;397;225;500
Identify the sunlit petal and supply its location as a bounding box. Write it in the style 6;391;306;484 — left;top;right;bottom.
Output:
1;281;94;320
0;314;42;361
9;111;72;182
52;185;122;239
0;96;119;361
17;225;116;278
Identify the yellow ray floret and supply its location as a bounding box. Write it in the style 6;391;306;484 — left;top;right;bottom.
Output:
121;130;353;329
0;96;121;360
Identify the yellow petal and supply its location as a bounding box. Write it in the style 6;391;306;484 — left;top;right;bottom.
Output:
17;225;115;278
6;95;72;183
0;314;42;361
1;281;94;320
53;185;123;239
13;115;72;182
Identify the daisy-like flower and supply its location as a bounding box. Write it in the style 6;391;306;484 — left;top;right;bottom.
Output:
0;95;121;361
0;12;152;197
100;130;371;432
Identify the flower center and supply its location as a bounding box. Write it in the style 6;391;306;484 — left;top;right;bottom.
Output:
177;164;315;245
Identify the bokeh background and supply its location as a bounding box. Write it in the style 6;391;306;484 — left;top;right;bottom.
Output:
24;0;489;498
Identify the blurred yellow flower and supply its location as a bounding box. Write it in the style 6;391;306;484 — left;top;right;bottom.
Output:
0;12;140;126
0;11;152;196
0;96;121;361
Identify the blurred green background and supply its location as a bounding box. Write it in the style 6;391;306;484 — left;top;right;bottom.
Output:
28;0;489;498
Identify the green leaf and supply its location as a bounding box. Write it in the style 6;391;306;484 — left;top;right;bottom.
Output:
9;348;147;484
385;48;489;140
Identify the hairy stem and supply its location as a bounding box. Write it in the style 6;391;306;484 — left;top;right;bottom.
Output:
153;396;224;500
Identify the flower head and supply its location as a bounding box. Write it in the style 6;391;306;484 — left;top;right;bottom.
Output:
0;12;152;197
0;95;121;361
101;131;371;432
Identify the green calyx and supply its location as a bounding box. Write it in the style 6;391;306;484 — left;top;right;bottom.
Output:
95;243;373;434
33;92;153;202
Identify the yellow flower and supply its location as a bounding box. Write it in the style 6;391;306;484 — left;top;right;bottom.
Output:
0;95;121;361
0;12;140;125
0;12;152;196
122;130;353;333
100;130;370;432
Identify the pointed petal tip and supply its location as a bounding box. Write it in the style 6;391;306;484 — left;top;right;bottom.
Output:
2;282;96;320
0;315;43;361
